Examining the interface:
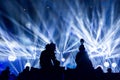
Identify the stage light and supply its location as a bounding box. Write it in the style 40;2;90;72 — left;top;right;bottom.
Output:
8;55;16;61
112;62;117;68
0;0;120;75
104;62;110;68
61;58;65;62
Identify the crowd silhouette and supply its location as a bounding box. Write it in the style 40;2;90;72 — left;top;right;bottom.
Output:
0;39;120;80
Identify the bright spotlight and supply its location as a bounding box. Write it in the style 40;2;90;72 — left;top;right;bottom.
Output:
104;62;109;68
112;62;117;68
8;55;17;61
24;62;31;68
61;58;65;62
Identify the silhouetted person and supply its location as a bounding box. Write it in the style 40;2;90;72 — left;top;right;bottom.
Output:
107;68;112;73
49;43;60;68
39;43;61;80
95;66;103;73
106;68;113;80
40;43;60;70
75;39;94;80
76;39;93;69
75;39;86;65
95;66;104;80
0;66;10;80
17;66;30;80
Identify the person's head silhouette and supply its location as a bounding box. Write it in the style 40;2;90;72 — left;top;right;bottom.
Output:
45;44;50;50
80;39;84;44
49;42;56;51
107;68;112;73
79;39;85;51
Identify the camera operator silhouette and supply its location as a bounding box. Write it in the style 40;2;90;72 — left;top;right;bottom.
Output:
40;42;60;70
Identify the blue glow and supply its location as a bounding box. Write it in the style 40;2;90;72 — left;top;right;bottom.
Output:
0;0;120;74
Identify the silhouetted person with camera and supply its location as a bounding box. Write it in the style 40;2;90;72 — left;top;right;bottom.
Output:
75;39;95;80
40;44;52;70
40;43;60;70
39;42;60;80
